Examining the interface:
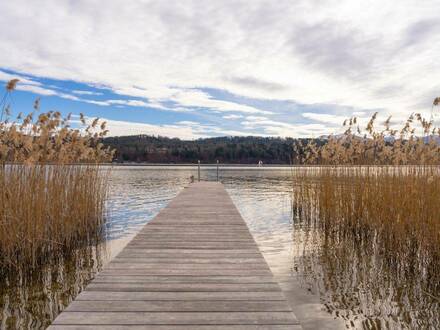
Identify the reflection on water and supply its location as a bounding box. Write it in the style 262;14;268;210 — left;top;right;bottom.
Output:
0;245;106;329
291;215;440;329
104;166;195;240
1;166;438;329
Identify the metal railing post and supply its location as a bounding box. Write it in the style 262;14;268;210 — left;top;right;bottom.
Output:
216;160;219;182
198;160;200;182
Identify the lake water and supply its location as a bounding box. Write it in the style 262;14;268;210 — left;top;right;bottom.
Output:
1;166;438;329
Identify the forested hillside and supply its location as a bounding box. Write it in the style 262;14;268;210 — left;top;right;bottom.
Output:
103;135;319;164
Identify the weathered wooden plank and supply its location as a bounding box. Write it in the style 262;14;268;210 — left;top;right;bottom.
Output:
134;237;255;241
124;245;259;249
98;269;273;276
130;238;255;242
49;325;302;329
123;247;260;251
144;223;250;227
75;291;288;301
103;264;269;270
119;249;261;254
136;231;253;235
85;283;281;292
138;230;251;234
52;312;299;325
143;227;248;230
92;276;277;284
127;242;260;247
65;300;293;312
116;253;264;259
49;182;301;329
111;258;267;264
164;217;245;219
140;231;251;234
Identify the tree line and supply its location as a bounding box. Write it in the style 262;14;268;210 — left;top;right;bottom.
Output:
103;135;320;164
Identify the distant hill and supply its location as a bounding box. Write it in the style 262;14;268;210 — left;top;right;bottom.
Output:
103;135;321;164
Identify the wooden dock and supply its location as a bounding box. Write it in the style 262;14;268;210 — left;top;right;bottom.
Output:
49;182;301;329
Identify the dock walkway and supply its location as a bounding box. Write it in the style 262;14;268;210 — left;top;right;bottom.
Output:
49;182;301;329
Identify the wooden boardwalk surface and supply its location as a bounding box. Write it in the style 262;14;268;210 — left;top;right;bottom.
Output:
49;182;301;329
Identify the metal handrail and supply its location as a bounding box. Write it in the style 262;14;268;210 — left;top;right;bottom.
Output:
197;160;220;182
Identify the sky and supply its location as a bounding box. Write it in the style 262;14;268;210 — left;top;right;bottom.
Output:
0;0;439;139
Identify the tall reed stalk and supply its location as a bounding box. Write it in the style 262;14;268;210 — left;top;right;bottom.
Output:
293;166;440;293
0;79;114;273
292;110;440;304
295;110;440;165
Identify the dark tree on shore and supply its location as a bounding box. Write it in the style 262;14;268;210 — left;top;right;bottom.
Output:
103;135;320;164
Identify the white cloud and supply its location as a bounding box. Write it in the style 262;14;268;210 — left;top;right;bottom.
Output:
241;115;338;137
106;99;169;110
0;0;439;135
169;89;271;114
245;116;270;122
81;98;190;112
16;84;58;96
262;123;330;137
98;118;261;139
14;82;82;101
102;119;204;139
83;100;111;106
72;90;103;96
0;69;185;111
302;113;351;126
0;70;41;87
59;94;80;101
223;114;243;120
0;70;83;101
176;121;200;126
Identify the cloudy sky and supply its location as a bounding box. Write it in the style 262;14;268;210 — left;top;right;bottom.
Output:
0;0;439;139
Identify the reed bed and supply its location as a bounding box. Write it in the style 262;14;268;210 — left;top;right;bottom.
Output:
0;244;106;329
292;110;440;311
0;165;108;270
290;197;439;328
295;111;440;165
293;166;440;291
0;79;114;273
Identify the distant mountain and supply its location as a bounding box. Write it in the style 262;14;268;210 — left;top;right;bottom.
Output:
423;135;440;144
103;135;322;164
319;133;440;144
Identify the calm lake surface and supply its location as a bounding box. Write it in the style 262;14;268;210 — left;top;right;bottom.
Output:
1;166;438;329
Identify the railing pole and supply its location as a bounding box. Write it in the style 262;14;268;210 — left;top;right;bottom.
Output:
198;160;200;182
216;160;219;182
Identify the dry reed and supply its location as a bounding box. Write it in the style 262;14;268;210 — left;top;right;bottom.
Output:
292;109;440;304
295;110;440;165
0;79;114;273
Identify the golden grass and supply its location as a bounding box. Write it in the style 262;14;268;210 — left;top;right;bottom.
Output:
292;111;440;299
293;167;440;290
0;165;108;270
0;79;114;272
0;244;106;329
295;111;440;165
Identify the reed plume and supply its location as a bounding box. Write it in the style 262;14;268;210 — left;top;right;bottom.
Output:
292;108;440;315
0;79;114;273
295;110;440;165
